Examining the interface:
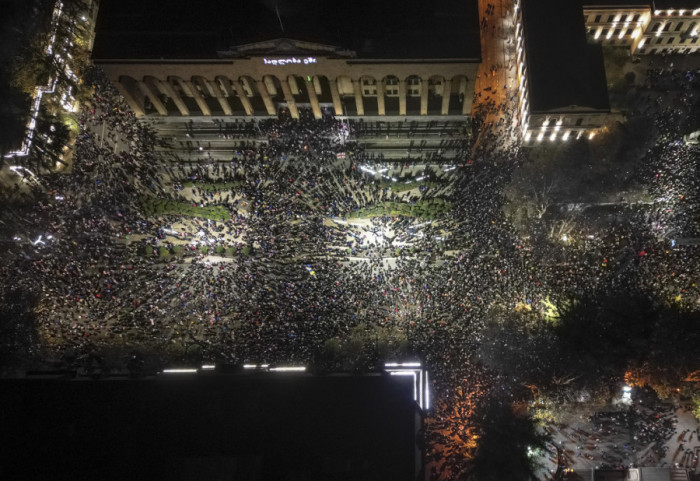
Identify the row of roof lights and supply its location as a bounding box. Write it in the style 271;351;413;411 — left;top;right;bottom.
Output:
525;130;594;142
161;364;306;373
655;9;700;16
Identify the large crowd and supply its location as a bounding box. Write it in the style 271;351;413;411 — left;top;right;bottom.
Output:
0;42;699;480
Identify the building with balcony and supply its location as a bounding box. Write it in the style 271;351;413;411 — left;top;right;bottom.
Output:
583;1;700;54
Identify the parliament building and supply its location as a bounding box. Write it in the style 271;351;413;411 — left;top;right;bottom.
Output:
91;0;481;120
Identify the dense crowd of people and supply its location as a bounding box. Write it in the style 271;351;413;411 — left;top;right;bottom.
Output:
1;36;699;480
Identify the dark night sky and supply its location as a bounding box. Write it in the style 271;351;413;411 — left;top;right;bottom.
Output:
91;0;481;60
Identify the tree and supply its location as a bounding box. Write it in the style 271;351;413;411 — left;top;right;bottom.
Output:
468;395;550;481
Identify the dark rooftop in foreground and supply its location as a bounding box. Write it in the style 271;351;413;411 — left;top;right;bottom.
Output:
92;0;481;61
521;0;610;113
0;374;421;481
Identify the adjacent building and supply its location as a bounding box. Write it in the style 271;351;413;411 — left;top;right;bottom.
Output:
583;0;700;55
91;0;480;120
514;0;612;143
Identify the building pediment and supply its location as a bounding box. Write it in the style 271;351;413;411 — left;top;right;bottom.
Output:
218;38;355;58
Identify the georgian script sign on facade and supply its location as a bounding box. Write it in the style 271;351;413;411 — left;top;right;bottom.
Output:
263;57;318;66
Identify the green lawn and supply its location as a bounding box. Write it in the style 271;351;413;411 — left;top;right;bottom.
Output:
182;180;244;191
347;199;453;220
375;179;441;193
140;197;230;221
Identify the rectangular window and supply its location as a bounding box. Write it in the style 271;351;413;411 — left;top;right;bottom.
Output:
620;14;627;22
595;14;601;23
633;14;640;22
667;36;674;43
575;118;583;126
656;37;663;44
626;28;634;35
608;15;615;22
602;28;609;36
614;29;621;36
675;22;684;31
664;23;671;31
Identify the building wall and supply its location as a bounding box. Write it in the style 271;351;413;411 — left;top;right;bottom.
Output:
583;6;650;49
637;8;700;54
96;56;479;119
584;4;700;54
513;0;531;135
524;111;612;144
515;0;612;144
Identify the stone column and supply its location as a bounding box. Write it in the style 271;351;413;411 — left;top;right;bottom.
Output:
160;80;189;116
441;78;452;115
398;79;407;116
232;80;254;116
207;79;233;116
137;81;168;115
255;79;277;116
352;79;364;116
461;79;471;115
305;77;322;119
328;77;343;115
279;78;300;119
420;78;429;116
114;80;145;116
184;80;211;116
376;81;386;116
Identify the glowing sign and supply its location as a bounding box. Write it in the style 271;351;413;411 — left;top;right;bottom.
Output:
263;57;317;66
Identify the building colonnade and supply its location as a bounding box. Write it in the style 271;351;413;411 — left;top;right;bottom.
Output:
115;73;473;118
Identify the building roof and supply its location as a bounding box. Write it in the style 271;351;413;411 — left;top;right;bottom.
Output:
92;0;481;61
582;0;700;7
0;374;421;480
653;0;700;10
522;0;610;113
582;0;652;7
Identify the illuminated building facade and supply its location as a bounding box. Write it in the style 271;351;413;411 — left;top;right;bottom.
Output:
91;0;480;120
583;1;700;54
514;0;612;144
